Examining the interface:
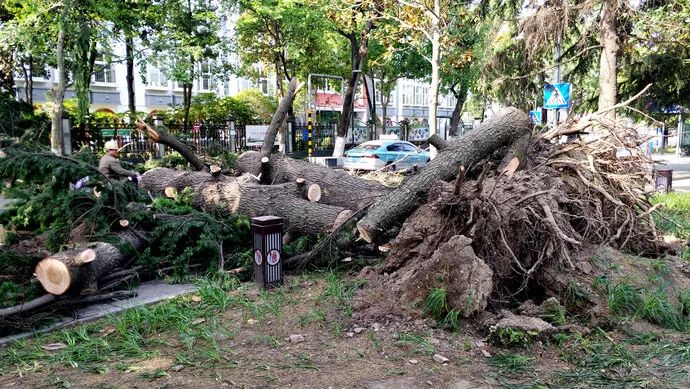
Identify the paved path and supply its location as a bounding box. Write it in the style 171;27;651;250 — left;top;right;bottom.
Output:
0;280;196;346
652;154;690;192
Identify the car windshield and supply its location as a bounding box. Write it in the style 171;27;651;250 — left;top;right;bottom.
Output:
352;144;381;151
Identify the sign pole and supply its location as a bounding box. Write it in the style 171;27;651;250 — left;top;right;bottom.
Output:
307;109;313;157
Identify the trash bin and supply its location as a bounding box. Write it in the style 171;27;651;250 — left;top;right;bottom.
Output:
654;169;673;193
252;216;284;289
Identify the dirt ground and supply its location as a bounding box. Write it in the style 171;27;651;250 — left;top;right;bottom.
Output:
1;273;689;389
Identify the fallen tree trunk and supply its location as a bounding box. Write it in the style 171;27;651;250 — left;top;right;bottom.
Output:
235;152;390;209
357;107;532;243
140;167;352;235
34;230;145;296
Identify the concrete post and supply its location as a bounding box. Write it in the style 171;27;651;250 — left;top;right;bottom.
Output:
227;116;236;153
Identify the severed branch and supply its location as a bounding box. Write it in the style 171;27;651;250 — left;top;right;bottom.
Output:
135;120;207;171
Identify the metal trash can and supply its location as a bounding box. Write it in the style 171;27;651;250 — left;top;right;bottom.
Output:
654;169;673;193
252;216;284;289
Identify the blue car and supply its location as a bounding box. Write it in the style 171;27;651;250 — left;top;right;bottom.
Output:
343;140;431;171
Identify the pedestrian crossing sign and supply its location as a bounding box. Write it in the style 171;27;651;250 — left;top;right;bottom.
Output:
543;83;571;109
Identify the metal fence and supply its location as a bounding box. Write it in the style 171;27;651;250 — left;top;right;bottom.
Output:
89;122;247;157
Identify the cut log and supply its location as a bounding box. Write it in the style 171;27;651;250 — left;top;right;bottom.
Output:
498;133;533;173
135;120;206;171
307;184;322;202
235;152;390;209
34;230;146;296
356;107;532;243
210;165;222;176
261;78;302;159
140;167;352;235
260;157;271;184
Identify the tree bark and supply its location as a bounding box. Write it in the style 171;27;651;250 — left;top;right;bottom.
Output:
356;107;532;243
235;151;390;210
334;21;373;157
51;5;69;156
448;84;468;136
261;77;299;158
34;230;145;296
126;35;136;119
183;82;192;130
135;120;207;171
139;168;352;236
597;0;619;120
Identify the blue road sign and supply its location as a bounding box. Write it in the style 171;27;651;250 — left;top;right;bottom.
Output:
543;83;571;109
529;110;542;125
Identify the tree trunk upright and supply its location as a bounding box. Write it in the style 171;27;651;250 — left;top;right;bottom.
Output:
428;0;442;158
448;84;468;136
126;35;136;120
51;4;69;156
183;83;192;130
334;21;373;157
597;0;619;119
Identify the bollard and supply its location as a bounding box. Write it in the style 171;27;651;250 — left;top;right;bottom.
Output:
654;169;673;193
307;109;313;157
252;216;284;289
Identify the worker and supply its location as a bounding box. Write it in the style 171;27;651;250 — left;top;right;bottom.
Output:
99;140;140;183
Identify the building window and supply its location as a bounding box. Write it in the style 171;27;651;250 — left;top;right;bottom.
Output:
402;85;414;106
199;61;215;91
148;67;169;88
413;86;428;106
93;59;115;84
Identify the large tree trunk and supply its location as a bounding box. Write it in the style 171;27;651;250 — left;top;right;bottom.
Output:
139;168;352;236
448;84;468;137
51;7;69;156
261;77;299;158
597;0;619;119
334;22;373;157
126;35;136;119
235;151;390;210
356;107;532;243
34;230;145;296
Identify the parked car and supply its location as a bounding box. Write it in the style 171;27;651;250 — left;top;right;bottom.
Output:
343;140;431;171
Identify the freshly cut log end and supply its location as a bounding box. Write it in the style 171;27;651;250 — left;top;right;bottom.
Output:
357;222;375;244
118;219;130;228
307;184;322;202
35;258;72;295
165;187;178;199
75;249;97;265
0;150;6;158
93;187;101;198
210;165;222;176
295;178;306;185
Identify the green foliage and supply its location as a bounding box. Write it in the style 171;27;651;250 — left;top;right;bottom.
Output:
165;93;258;126
138;190;252;277
490;327;539;347
283;234;320;257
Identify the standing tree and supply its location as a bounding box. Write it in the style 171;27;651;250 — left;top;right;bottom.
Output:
143;0;225;130
317;0;380;157
382;0;473;157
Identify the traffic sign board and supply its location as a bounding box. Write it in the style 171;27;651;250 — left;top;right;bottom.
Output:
543;83;571;109
529;110;542;125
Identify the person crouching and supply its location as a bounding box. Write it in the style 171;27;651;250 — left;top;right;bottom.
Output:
99;140;141;184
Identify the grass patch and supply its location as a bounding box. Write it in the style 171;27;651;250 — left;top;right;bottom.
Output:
489;353;535;374
422;288;462;331
652;192;690;240
395;332;436;355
